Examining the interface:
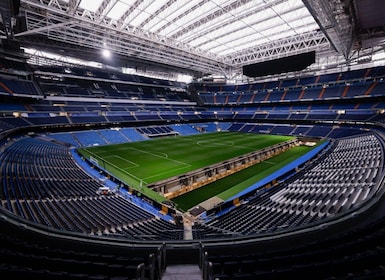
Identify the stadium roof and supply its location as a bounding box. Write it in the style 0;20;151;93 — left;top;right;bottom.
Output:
1;0;385;79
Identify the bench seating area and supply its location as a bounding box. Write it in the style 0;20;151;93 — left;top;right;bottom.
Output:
198;133;384;238
0;137;184;240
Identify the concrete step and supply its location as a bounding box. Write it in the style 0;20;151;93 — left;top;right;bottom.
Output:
161;264;202;280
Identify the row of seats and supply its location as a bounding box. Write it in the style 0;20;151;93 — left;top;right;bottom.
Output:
0;219;163;279
195;65;385;92
199;133;384;238
198;80;385;104
0;114;363;141
1;130;383;242
26;100;197;113
0;108;378;132
229;122;365;139
35;65;185;87
202;216;385;279
0;137;185;240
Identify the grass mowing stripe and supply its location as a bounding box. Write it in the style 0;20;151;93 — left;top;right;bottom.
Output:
78;132;293;184
105;155;139;169
217;145;312;200
171;145;317;212
128;147;191;167
77;132;295;203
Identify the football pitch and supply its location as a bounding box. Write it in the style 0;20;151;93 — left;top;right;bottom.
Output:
77;131;313;208
172;144;315;211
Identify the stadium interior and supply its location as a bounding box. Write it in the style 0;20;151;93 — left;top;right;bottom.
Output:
1;0;385;279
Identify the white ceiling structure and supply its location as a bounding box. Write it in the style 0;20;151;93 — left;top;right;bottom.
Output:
1;0;385;80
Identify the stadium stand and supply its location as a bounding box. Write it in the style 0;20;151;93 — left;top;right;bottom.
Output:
1;57;385;279
200;133;383;237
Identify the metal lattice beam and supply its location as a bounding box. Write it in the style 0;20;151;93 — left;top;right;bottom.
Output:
67;0;81;16
196;3;310;54
19;0;231;76
16;0;360;78
137;0;178;30
171;0;287;44
302;0;353;60
226;30;330;67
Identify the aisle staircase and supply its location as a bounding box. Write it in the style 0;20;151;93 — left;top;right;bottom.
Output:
162;264;202;280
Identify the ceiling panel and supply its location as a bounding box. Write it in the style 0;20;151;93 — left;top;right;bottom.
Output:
16;0;376;78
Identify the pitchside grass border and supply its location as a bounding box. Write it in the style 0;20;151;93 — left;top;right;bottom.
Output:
171;145;319;212
77;132;311;208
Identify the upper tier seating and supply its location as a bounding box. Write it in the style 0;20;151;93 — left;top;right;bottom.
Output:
198;80;385;105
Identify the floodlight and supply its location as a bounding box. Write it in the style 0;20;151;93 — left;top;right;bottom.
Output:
102;49;111;58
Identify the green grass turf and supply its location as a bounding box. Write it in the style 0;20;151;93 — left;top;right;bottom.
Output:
171;144;319;211
77;132;294;202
